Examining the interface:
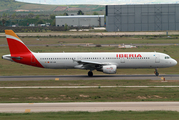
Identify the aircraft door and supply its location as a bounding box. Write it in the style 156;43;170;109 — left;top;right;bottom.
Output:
31;55;36;63
120;58;125;63
77;56;82;60
31;54;37;66
155;55;160;63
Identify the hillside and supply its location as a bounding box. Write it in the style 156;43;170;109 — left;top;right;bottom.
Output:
0;0;104;12
0;0;24;11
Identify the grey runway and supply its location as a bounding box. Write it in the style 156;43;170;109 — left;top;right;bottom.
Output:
0;86;179;89
0;74;179;81
0;102;179;113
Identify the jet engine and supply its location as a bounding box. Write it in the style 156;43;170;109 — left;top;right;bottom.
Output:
102;65;117;74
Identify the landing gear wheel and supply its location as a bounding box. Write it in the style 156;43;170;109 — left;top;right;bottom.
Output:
88;71;93;77
154;68;159;76
155;72;159;76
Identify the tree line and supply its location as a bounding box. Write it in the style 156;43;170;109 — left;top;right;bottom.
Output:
0;10;100;27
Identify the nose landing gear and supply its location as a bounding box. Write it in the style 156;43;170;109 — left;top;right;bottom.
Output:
154;68;159;76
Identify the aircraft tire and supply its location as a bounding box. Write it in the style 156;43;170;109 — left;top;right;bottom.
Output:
155;72;159;76
88;71;93;77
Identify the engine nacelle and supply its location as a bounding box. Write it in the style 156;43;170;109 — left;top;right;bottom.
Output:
102;65;117;74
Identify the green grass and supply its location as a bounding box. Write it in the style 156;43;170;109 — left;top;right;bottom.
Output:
0;111;179;120
13;35;179;44
0;87;179;102
0;80;179;87
1;35;179;45
1;80;179;103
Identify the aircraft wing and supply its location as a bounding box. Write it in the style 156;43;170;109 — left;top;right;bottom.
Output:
73;59;110;70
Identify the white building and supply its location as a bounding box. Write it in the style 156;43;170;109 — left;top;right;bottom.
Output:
55;15;104;27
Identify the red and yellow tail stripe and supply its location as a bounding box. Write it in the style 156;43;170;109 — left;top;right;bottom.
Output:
5;30;31;55
5;30;44;68
5;30;21;40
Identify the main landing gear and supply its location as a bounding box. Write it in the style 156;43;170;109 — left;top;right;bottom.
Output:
154;68;159;76
88;71;93;77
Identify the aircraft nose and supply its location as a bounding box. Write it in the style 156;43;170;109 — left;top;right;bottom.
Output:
172;59;177;66
2;55;4;59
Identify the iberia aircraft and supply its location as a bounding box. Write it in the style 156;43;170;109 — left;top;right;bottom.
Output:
2;30;177;77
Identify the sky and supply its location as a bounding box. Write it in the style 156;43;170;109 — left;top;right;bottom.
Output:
15;0;179;5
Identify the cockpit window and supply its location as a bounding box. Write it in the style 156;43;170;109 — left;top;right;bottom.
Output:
165;56;170;59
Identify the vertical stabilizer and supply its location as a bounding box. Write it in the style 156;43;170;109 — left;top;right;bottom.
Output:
4;30;44;68
5;30;31;55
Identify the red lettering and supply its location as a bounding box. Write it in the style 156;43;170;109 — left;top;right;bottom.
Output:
119;54;123;58
117;54;142;58
129;54;134;57
124;54;128;58
137;54;142;57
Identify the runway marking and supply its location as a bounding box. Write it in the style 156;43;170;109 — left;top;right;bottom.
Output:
0;86;179;89
29;103;34;105
25;109;31;113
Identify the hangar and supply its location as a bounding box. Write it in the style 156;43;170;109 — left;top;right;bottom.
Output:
106;4;179;31
55;15;104;27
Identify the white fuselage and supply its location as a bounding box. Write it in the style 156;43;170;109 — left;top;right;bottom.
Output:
33;52;177;69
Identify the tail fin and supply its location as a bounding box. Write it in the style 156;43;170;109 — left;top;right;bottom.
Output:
5;30;31;55
4;30;44;68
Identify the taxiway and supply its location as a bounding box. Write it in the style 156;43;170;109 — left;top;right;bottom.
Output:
0;102;179;113
0;74;178;81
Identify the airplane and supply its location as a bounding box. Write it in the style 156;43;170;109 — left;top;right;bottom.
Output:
2;30;177;77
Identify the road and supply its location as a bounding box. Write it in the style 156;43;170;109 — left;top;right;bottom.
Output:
0;102;179;113
0;74;178;81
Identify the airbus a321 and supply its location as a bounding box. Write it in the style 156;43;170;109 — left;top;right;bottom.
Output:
2;30;177;77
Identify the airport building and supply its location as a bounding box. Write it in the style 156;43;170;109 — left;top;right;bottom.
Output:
55;15;104;27
106;4;179;31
